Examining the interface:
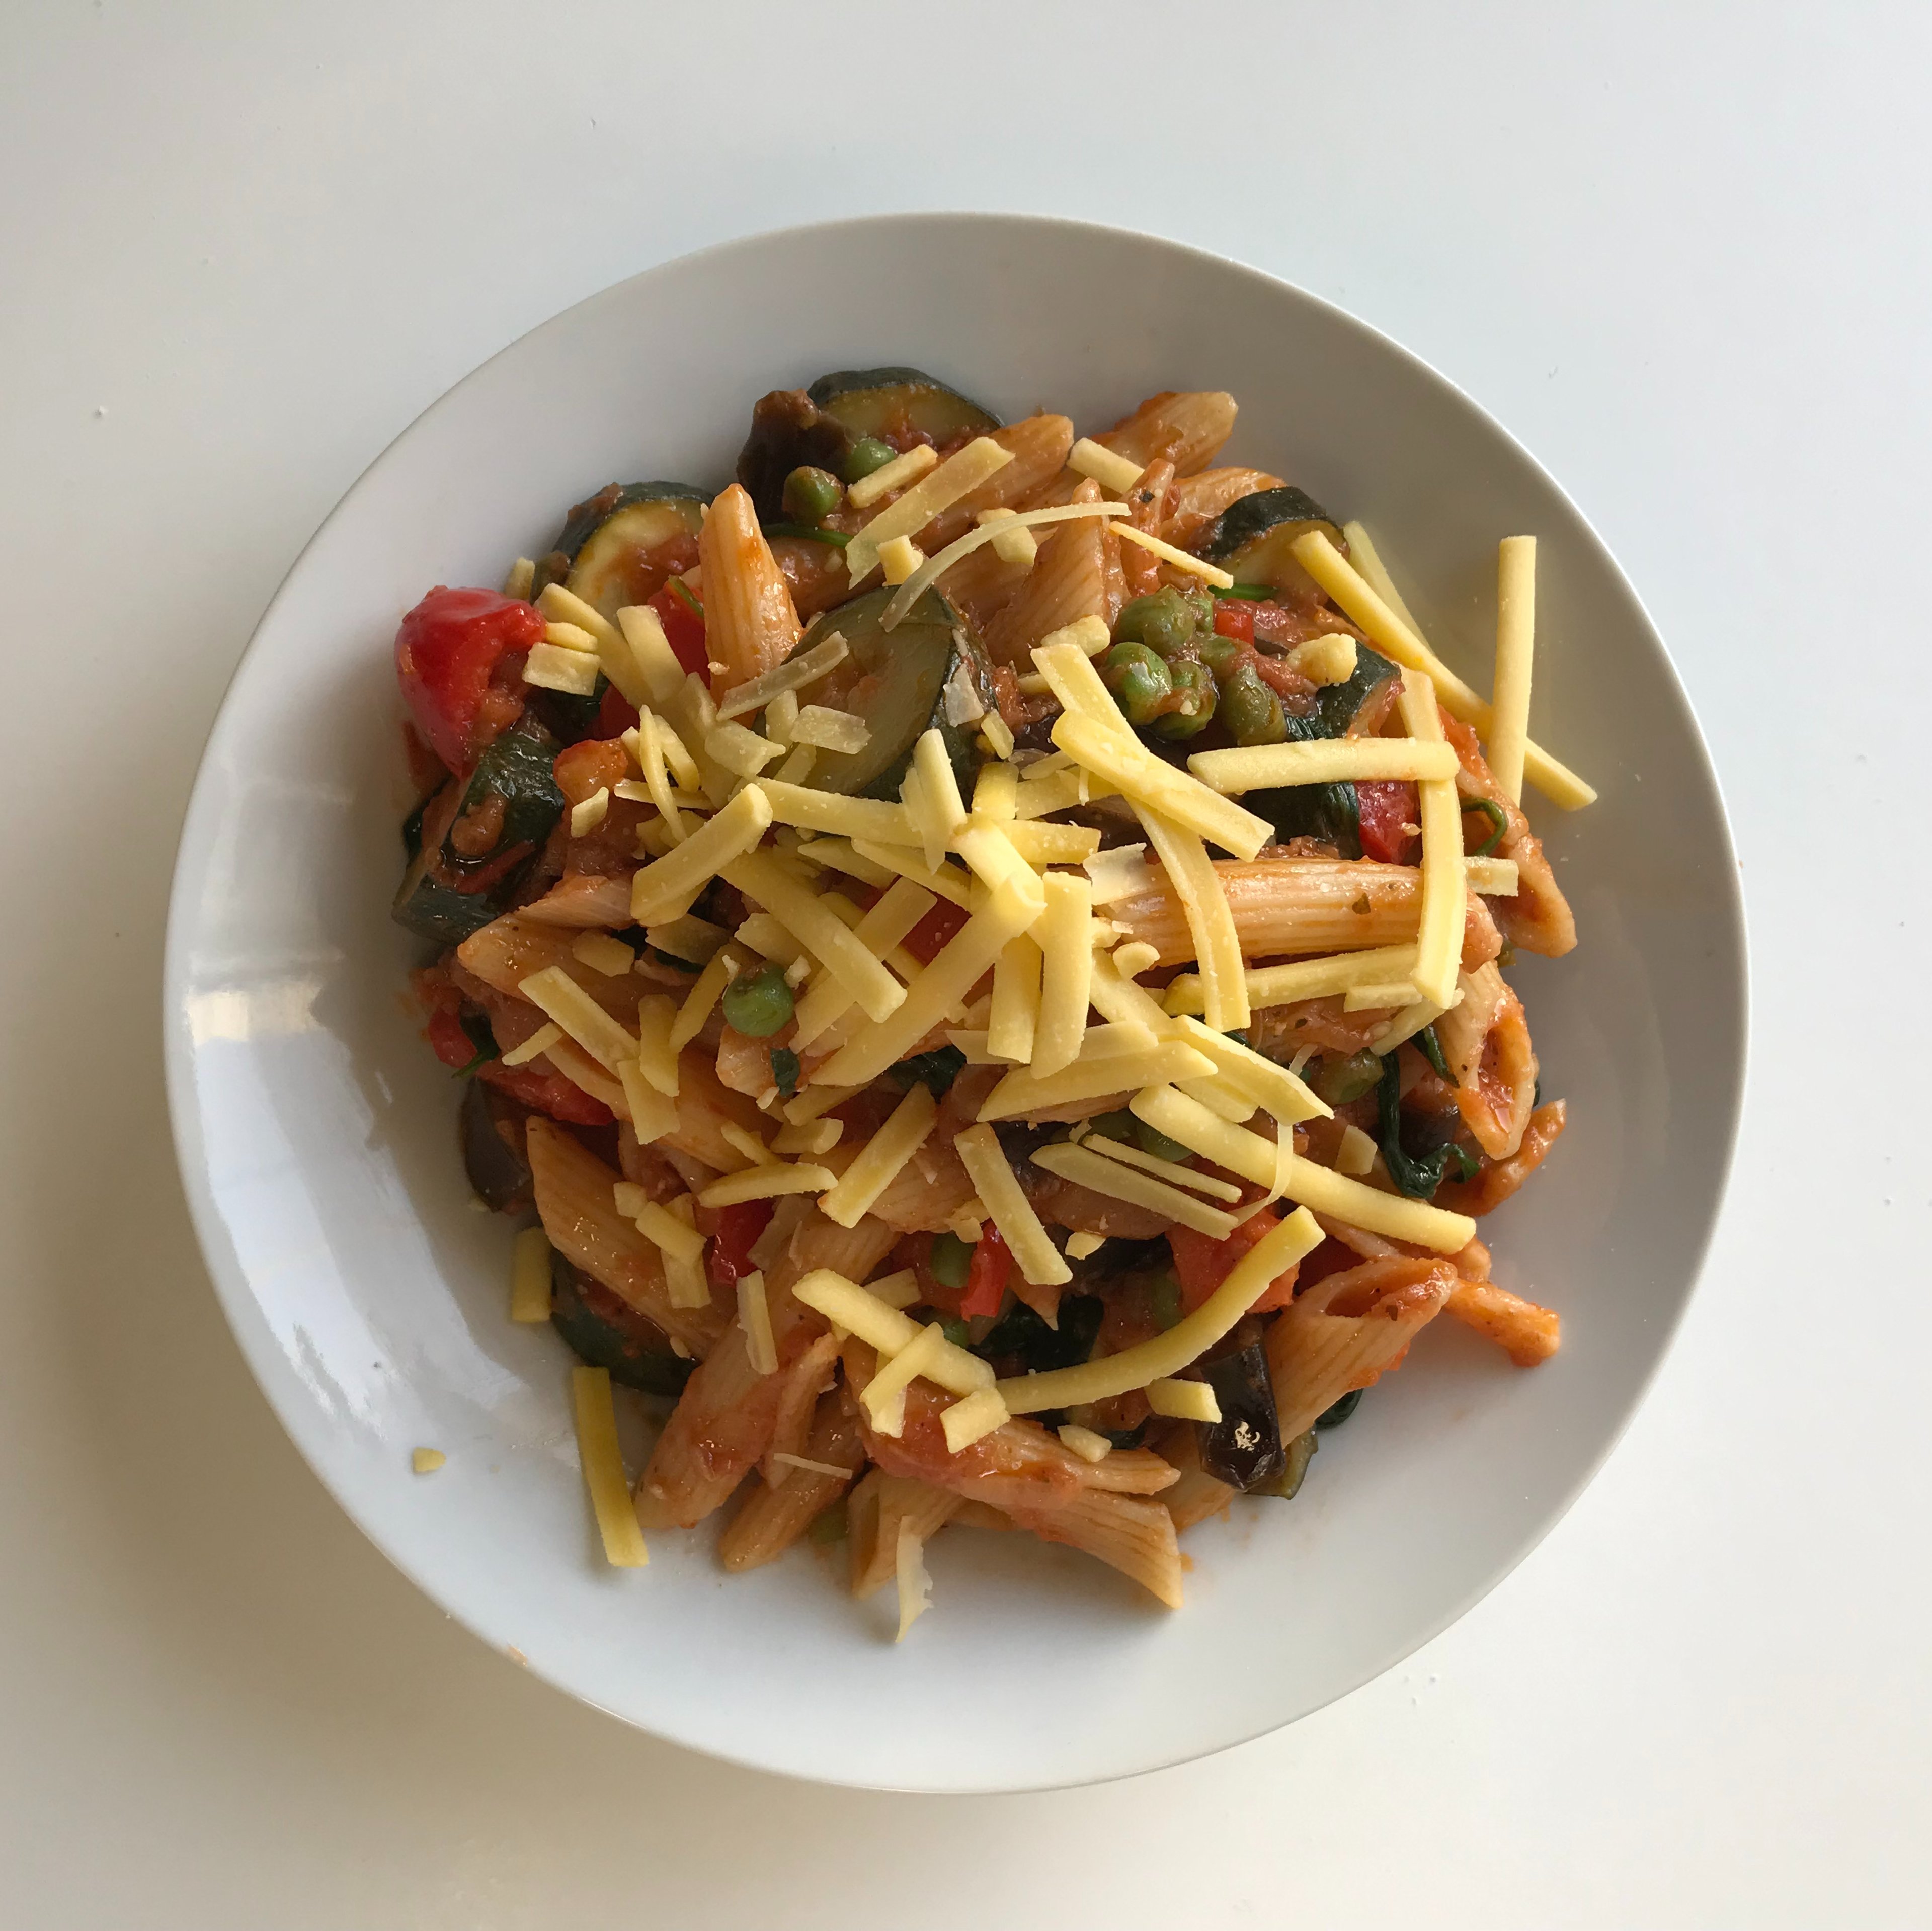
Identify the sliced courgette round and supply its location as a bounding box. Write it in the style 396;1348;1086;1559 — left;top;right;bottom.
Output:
795;585;995;801
392;714;565;944
736;369;1000;520
1198;486;1346;598
532;481;707;616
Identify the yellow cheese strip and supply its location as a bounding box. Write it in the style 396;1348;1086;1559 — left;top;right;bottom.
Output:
499;1021;563;1069
617;1056;678;1142
1111;521;1235;587
998;1208;1323;1412
979;713;1015;758
1396;669;1464;1009
706;721;784;778
952;819;1035;898
1067;436;1146;494
812;874;1043;1088
1057;1422;1112;1462
412;1447;446;1474
1163;943;1421;1016
878;535;924;585
844;434;1012;573
1031;871;1093;1079
504;556;536;599
1077;1134;1245;1203
987;933;1042;1063
790;1271;992;1394
1343;981;1419;1011
570;788;610;837
1291;528;1596;810
1336;1122;1380;1177
1029;626;1120;721
846;439;939;510
737;1270;778;1375
658;1194;710;1308
1146;1378;1221;1422
1057;714;1270;862
631;993;679;1096
1110;940;1160;980
536;582;617;647
861;1324;935;1435
523;642;600;697
754;779;916;846
941;1386;1012;1454
981;817;1102;864
1175;1074;1257;1123
793;835;894;889
773;1116;842;1157
668;945;738;1051
723;850;907;1023
792;876;934;1046
910;727;969;868
818;1083;938;1228
1338;521;1428;637
632;1199;706;1266
696;1164;837;1208
782;1080;865;1126
1012;765;1089;819
645;711;703;792
713;631;850;721
977;507;1040;568
543;621;599;655
571;1367;649;1567
629;785;772;923
1284;632;1358;685
1465;855;1519;896
572;930;634;977
1133;805;1251;1031
632;713;689;844
510;1226;552;1322
973;760;1018;820
976;1037;1213;1122
848;837;975;907
615;605;685;706
1490;535;1536;805
1170;1015;1330;1123
771;1451;857;1481
1086;945;1174;1032
1187;736;1460;794
882;503;1132;630
790;705;870;753
861;1268;920;1310
953;1124;1072;1287
735;911;806;968
1371;994;1458;1055
1129;1084;1475;1251
1031;1141;1239;1238
720;1123;781;1168
518;966;638;1073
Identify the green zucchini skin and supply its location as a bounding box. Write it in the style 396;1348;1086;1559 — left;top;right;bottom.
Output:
530;481;707;613
460;1078;534;1213
736;368;999;520
1244;643;1398;856
549;1251;694;1397
793;585;996;802
392;714;565;944
1198;486;1346;599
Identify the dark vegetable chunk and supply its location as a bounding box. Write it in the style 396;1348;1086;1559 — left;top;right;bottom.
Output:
548;1252;694;1397
1197;486;1347;599
1316;1388;1363;1429
973;1295;1105;1376
1253;1428;1320;1498
531;481;707;616
460;1079;534;1213
1196;1340;1288;1490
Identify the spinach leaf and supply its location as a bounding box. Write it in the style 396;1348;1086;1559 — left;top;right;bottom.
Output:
1374;1052;1471;1199
890;1044;966;1098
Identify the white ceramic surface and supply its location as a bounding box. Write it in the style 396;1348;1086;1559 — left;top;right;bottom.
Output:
162;213;1744;1792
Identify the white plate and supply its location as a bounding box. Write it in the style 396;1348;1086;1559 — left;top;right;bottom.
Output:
163;213;1746;1792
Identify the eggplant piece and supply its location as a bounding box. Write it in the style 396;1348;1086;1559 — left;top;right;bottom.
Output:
973;1294;1104;1376
735;367;1000;519
1252;1428;1319;1500
1316;1387;1363;1429
460;1078;533;1213
548;1252;694;1397
1197;486;1346;599
530;481;708;615
392;713;566;944
791;585;995;800
1196;1340;1288;1490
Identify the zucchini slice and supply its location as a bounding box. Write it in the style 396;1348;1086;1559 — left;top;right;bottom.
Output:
1198;486;1346;599
531;481;707;616
460;1077;534;1213
793;585;995;801
550;1251;694;1398
736;367;999;519
392;714;566;944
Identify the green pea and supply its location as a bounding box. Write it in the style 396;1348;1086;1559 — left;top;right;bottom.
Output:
1101;641;1173;727
1178;583;1217;632
1115;586;1198;657
1220;661;1287;747
1151;660;1217;740
1133;1118;1193;1163
1314;1047;1383;1106
1150;1274;1182;1331
781;464;844;525
940;1318;971;1349
1199;633;1242;676
842;437;897;483
930;1231;972;1288
721;963;794;1039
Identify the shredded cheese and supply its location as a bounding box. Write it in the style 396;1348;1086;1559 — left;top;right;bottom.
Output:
1031;871;1094;1078
720;1123;782;1168
773;1116;842;1158
571;1366;649;1567
631;1199;706;1267
1170;1015;1330;1123
973;760;1018;820
1057;1423;1112;1462
1111;521;1235;587
705;721;785;778
1164;943;1422;1017
977;507;1039;567
571;931;634;977
668;945;738;1051
953;1124;1072;1288
1082;843;1157;906
845;439;939;512
845;435;1014;578
790;1271;992;1395
941;1385;1011;1454
1336;1123;1380;1177
1284;632;1359;685
986;933;1042;1064
878;534;924;584
518;966;638;1074
411;1447;446;1474
569;787;611;837
1077;1134;1244;1203
847;836;975;908
629;786;773;924
1465;855;1520;896
1031;1140;1239;1238
998;1208;1323;1412
737;1270;778;1375
790;705;870;753
504;556;536;599
792;877;935;1046
542;621;600;654
1343;981;1419;1011
881;502;1132;630
976;1036;1213;1123
696;1163;836;1208
725;849;907;1024
1397;669;1465;1009
1188;737;1461;794
617;1056;679;1142
861;1322;947;1436
1146;1378;1222;1422
861;1269;921;1310
522;641;600;696
819;1084;939;1227
1067;436;1145;494
499;1021;562;1069
1134;805;1250;1032
1057;714;1270;862
658;1194;710;1307
782;1081;864;1126
1291;528;1596;810
1490;536;1537;805
753;779;916;847
510;1226;552;1323
616;605;685;706
713;631;850;721
1063;1232;1106;1262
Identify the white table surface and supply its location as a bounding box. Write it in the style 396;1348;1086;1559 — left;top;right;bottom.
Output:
4;5;1924;1924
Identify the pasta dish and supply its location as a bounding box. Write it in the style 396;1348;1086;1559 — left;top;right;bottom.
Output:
391;368;1591;1633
